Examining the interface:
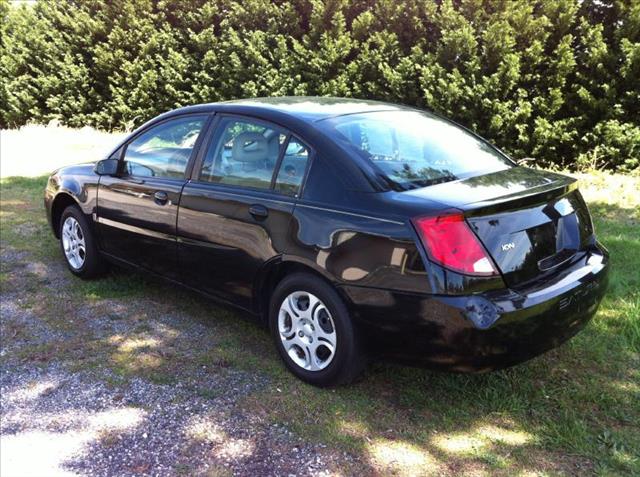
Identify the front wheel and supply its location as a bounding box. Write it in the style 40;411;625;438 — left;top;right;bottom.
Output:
59;205;106;278
269;273;366;386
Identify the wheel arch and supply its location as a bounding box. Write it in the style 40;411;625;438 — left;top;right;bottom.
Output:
50;192;81;238
254;257;343;325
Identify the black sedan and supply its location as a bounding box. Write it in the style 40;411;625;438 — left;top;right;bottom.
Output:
44;97;609;386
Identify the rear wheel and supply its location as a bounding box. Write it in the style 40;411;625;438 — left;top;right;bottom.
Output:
269;273;366;386
59;205;106;278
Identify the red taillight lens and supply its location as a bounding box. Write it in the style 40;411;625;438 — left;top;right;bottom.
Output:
412;213;498;276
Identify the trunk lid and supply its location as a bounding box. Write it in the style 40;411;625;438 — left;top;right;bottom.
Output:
404;167;595;287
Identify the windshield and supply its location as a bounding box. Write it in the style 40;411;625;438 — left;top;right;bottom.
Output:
322;111;513;190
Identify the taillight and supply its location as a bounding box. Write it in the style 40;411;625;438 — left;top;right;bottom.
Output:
412;213;498;276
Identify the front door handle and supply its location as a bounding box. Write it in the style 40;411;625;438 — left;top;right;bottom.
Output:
154;190;169;205
249;204;268;219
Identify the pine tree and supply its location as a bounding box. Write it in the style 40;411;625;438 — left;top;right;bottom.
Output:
1;0;638;171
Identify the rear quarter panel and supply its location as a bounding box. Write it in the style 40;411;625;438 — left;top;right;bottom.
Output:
284;202;431;294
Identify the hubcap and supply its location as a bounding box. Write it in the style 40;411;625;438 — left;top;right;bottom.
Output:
278;291;337;372
61;217;86;270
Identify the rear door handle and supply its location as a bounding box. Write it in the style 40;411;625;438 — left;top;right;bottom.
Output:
154;190;169;205
249;204;268;219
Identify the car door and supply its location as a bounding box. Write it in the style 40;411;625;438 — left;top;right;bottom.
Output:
97;114;210;278
177;115;312;311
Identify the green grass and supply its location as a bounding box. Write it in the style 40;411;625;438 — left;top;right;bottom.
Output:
1;171;638;476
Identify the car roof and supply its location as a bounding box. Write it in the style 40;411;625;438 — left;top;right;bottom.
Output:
169;96;416;123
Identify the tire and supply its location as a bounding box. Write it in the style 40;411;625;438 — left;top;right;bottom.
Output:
269;272;366;386
59;205;106;278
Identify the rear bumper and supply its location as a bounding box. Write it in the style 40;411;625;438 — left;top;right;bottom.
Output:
340;245;609;372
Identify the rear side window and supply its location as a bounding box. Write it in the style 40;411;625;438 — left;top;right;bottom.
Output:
321;111;512;190
274;138;310;196
199;117;310;197
200;118;286;190
123;115;207;179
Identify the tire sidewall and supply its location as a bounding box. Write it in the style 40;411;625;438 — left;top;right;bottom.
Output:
269;273;356;386
59;206;96;277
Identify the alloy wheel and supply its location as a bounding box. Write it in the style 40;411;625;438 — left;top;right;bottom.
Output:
278;291;337;371
61;216;86;270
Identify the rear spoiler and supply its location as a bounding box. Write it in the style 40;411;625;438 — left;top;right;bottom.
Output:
463;178;577;217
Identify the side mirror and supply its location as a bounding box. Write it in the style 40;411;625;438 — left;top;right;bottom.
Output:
517;157;535;166
94;158;119;176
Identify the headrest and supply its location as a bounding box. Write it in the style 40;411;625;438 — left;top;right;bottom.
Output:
232;132;268;163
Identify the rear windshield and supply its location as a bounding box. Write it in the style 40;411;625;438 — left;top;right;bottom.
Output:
322;110;513;190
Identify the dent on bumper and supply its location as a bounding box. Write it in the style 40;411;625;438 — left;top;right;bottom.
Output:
341;248;609;372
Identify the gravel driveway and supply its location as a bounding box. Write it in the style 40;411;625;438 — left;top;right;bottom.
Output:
0;247;361;476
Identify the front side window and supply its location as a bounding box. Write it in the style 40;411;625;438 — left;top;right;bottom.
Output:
200;118;286;190
320;111;513;190
123;115;207;179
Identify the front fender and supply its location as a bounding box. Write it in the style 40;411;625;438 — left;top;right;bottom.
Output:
58;177;84;200
44;163;101;237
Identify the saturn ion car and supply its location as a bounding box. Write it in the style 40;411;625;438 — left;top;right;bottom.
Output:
45;97;609;386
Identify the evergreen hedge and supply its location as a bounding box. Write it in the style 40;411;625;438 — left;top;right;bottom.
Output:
1;0;638;172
